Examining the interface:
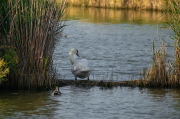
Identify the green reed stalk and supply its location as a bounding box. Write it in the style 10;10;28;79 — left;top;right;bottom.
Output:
165;0;180;86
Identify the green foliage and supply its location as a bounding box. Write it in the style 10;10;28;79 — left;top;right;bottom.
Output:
165;0;180;42
0;58;9;84
0;48;17;73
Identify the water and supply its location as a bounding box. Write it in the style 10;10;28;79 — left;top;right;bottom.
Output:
1;7;179;119
53;7;173;81
1;87;180;118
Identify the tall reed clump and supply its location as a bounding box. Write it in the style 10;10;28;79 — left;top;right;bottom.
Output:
1;0;66;89
144;0;180;88
146;41;168;88
146;41;180;88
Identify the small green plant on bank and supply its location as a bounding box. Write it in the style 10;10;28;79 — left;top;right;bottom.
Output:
0;58;9;84
0;48;18;73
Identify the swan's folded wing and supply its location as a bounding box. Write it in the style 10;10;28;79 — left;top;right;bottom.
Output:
71;59;92;78
72;59;91;72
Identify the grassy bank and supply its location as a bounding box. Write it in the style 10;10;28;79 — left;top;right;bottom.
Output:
0;0;66;90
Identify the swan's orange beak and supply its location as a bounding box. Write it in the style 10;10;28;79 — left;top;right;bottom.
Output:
76;52;79;57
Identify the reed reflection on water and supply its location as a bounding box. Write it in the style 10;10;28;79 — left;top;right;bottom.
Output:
66;7;166;25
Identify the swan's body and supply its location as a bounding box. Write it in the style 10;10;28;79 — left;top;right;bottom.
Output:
69;48;92;80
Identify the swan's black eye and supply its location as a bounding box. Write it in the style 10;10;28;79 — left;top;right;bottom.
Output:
76;50;79;57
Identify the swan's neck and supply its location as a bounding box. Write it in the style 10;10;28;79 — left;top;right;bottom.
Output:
69;52;76;65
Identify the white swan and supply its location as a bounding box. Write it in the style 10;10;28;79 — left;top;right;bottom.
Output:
69;48;92;80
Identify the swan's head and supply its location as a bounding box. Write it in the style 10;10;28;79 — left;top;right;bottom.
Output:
70;48;79;57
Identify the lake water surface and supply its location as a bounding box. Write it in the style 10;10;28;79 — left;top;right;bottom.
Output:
1;7;179;119
53;7;173;81
0;87;180;118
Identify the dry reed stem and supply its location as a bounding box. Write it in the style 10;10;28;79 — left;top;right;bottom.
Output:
146;39;180;88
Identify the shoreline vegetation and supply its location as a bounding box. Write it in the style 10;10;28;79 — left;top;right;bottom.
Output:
64;0;167;10
0;0;180;90
56;78;180;88
57;79;141;88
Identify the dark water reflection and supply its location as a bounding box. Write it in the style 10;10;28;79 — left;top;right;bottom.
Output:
0;87;180;118
0;90;58;118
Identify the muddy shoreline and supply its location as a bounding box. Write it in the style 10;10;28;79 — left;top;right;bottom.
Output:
56;79;145;88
